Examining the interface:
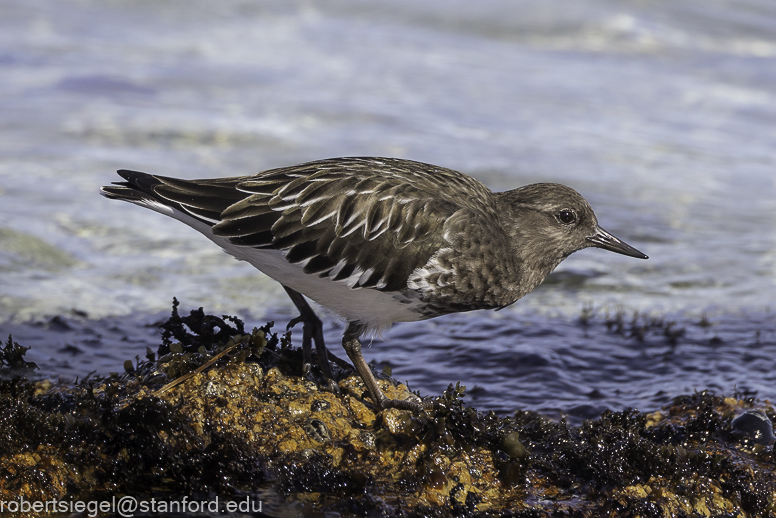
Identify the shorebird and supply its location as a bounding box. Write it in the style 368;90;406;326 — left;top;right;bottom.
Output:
101;157;647;411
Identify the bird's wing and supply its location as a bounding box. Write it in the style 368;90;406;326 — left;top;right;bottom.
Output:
105;158;496;292
212;158;494;291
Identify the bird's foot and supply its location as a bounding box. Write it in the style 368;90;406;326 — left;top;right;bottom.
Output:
341;322;435;414
300;363;341;394
286;314;304;330
286;315;339;393
374;394;436;413
302;362;340;394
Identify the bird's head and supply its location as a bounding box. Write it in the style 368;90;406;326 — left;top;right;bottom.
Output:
498;183;647;275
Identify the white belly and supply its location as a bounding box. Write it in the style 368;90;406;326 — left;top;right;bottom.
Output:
236;246;424;331
141;200;425;334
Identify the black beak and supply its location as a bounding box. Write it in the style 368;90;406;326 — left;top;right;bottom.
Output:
586;226;648;259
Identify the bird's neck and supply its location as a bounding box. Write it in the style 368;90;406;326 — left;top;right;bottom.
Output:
495;193;568;299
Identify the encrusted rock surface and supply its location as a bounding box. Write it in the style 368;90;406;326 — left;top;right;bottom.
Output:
1;304;775;517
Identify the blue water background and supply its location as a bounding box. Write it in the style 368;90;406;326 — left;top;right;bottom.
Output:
1;0;775;422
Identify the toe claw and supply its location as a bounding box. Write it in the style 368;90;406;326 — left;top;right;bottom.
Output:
287;315;304;331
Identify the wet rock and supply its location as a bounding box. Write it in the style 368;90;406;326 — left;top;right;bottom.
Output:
2;304;776;517
731;409;776;445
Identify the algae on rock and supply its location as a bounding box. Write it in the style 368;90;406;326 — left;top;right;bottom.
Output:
1;303;775;517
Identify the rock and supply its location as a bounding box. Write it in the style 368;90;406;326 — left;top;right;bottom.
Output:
1;310;775;517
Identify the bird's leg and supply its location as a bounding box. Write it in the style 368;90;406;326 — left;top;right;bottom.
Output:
282;286;337;390
341;322;432;413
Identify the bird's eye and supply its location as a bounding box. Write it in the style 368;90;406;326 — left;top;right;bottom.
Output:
557;209;577;225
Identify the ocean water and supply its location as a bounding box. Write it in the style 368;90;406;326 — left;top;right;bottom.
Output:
1;0;775;423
